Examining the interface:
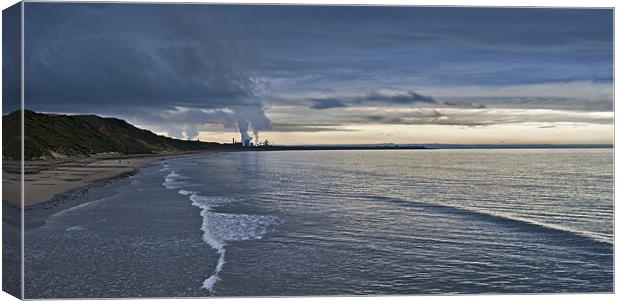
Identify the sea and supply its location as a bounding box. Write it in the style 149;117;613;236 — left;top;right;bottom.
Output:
22;149;613;298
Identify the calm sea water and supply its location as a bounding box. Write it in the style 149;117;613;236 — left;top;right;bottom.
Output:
24;149;613;297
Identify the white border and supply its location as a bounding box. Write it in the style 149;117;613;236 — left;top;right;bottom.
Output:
0;1;616;301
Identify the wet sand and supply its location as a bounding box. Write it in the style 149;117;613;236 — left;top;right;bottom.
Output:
2;151;217;206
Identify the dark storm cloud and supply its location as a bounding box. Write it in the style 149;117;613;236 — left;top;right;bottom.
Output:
25;4;256;109
234;6;612;88
23;3;270;138
2;3;21;113
210;6;612;54
24;4;613;112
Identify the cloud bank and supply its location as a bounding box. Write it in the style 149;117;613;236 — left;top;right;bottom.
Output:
20;4;612;143
24;4;271;139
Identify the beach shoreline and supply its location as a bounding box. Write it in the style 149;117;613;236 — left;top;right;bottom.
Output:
2;150;220;206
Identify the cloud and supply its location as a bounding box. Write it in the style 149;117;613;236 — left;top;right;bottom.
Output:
309;98;348;110
20;4;612;144
416;81;613;111
355;90;436;104
2;3;21;113
360;108;614;127
269;103;613;130
270;123;356;132
128;107;237;139
297;80;612;117
230;104;272;141
443;101;486;109
24;4;270;139
306;89;436;110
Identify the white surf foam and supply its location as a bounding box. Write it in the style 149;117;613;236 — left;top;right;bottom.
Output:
185;190;282;292
178;189;195;196
66;225;86;231
162;171;202;189
161;169;283;292
162;171;187;189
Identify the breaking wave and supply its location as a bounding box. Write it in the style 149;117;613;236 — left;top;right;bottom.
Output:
163;170;283;292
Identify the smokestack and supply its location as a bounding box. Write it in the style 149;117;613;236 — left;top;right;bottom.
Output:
234;106;271;148
242;137;252;147
238;119;251;147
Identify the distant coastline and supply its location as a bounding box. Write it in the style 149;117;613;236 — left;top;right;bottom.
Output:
422;143;613;149
246;143;613;151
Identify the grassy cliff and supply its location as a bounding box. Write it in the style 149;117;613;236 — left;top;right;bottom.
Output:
3;110;232;159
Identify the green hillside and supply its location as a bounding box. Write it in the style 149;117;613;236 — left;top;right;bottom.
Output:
2;110;234;159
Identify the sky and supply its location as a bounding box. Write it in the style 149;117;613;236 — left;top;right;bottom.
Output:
8;3;614;144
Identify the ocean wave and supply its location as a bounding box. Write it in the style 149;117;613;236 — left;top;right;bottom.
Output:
186;191;282;292
471;207;613;245
178;189;195;196
51;193;125;218
162;169;283;291
383;197;612;245
162;171;201;189
66;225;86;231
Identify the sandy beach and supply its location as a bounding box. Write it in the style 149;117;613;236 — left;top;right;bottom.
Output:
2;151;216;206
